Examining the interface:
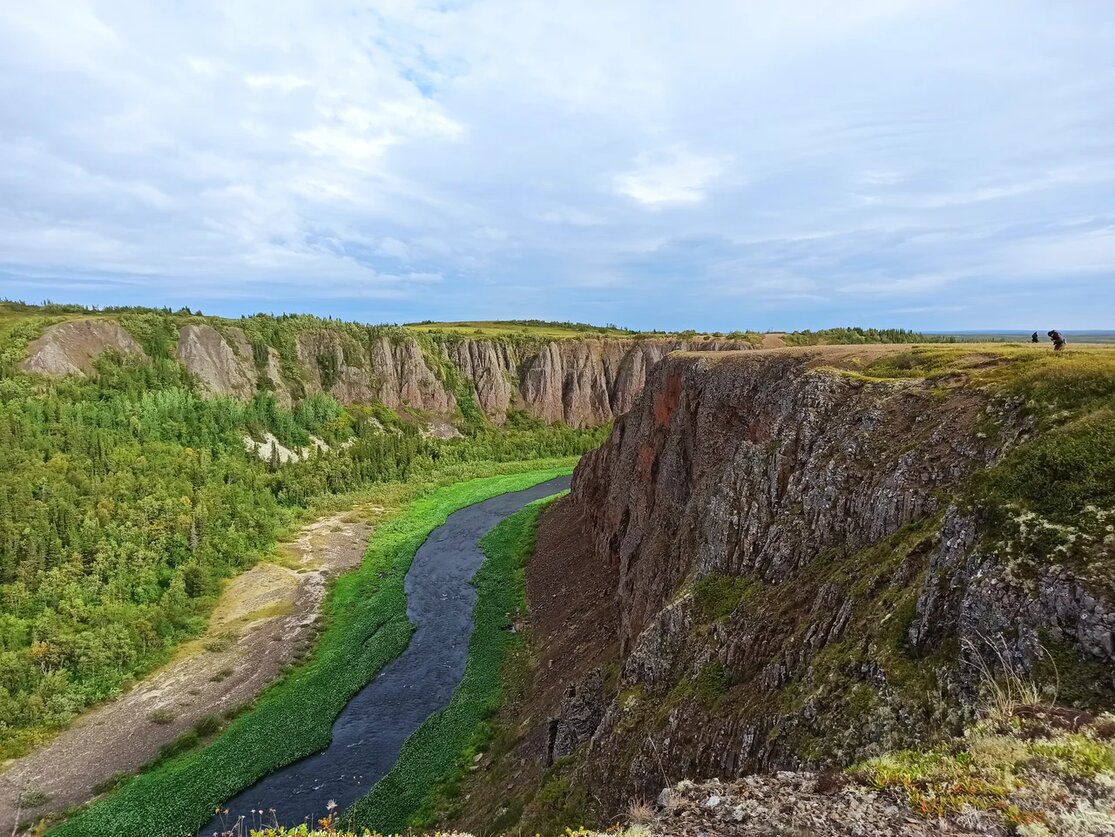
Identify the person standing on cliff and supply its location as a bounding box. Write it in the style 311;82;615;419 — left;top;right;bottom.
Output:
1048;330;1066;351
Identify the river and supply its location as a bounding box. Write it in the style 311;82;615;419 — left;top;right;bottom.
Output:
204;476;571;833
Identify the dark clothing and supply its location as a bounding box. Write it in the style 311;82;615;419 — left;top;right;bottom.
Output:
1048;330;1066;351
1031;332;1039;343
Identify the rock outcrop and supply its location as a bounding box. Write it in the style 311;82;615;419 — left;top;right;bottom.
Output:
20;317;754;428
548;669;606;765
167;325;755;426
176;324;256;399
909;504;1115;691
443;339;519;422
445;336;752;428
20;319;146;376
475;346;1115;826
572;350;1015;652
638;713;1115;837
174;324;293;406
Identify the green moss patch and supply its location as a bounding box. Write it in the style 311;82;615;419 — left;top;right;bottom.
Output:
853;718;1115;822
692;574;756;620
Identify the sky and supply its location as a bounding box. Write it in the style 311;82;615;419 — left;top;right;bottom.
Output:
0;0;1113;331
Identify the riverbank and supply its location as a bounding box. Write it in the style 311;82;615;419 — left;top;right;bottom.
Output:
210;479;568;831
42;462;575;837
348;492;563;832
0;508;374;828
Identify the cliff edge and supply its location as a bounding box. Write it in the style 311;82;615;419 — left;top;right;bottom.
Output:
449;344;1115;835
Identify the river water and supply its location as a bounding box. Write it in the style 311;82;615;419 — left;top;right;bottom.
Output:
203;476;570;834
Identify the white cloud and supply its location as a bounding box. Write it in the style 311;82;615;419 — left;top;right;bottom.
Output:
534;207;607;227
244;73;311;92
0;0;1112;327
614;149;730;207
1002;227;1115;276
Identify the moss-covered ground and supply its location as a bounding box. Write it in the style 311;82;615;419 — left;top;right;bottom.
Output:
852;709;1115;830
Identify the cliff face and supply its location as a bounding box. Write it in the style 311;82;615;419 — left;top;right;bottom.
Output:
19;317;753;428
433;336;749;427
557;349;1023;804
458;346;1115;829
572;350;1015;652
20;319;146;376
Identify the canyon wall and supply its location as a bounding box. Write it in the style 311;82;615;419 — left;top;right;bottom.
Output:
20;318;753;427
458;346;1115;829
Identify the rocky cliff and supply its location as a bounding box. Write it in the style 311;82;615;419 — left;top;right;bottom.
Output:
20;319;146;377
19;318;753;428
451;345;1115;832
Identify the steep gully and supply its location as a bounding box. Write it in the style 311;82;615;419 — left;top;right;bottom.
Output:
205;476;571;832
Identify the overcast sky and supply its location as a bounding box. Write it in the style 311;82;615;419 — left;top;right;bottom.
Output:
1;0;1113;330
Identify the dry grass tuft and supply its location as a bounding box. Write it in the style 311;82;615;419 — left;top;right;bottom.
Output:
625;798;655;825
961;634;1056;722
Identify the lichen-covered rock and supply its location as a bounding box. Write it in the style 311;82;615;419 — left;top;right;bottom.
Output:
907;505;1115;700
641;774;981;836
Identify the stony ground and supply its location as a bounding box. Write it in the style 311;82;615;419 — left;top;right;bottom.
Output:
0;508;376;831
646;774;982;836
642;712;1115;837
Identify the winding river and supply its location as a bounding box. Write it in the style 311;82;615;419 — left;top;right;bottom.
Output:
205;476;571;832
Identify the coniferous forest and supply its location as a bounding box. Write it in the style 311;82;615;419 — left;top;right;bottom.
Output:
0;307;605;757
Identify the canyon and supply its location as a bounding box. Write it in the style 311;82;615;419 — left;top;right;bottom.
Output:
20;317;754;428
7;308;1114;835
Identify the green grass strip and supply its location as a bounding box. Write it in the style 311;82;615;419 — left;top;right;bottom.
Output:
49;468;571;837
348;492;561;832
